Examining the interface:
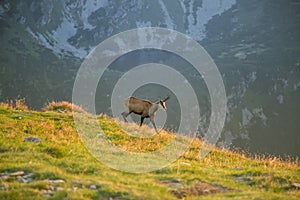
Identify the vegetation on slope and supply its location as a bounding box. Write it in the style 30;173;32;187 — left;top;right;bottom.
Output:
0;101;299;199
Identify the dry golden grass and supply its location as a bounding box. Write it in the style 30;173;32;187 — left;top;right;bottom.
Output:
42;101;85;113
15;98;29;110
96;116;176;153
0;101;14;110
116;120;168;138
0;104;299;199
0;99;28;110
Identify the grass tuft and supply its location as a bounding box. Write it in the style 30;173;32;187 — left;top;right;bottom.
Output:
0;98;29;110
15;98;29;110
42;101;85;113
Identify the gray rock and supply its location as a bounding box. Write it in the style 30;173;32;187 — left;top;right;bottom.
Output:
72;180;83;188
56;187;64;191
0;175;9;181
171;178;180;183
234;167;242;170
46;179;65;191
47;179;65;184
49;185;55;191
0;184;8;190
23;137;41;142
232;176;253;185
16;176;26;183
41;189;54;196
10;171;24;176
89;185;97;190
17;173;33;183
23;173;34;179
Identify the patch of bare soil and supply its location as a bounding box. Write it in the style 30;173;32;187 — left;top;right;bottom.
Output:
159;179;232;199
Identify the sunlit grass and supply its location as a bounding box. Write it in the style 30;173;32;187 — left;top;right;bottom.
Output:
0;102;299;199
42;101;85;113
0;98;29;111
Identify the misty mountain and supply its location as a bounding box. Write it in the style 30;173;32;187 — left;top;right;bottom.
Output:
0;0;299;158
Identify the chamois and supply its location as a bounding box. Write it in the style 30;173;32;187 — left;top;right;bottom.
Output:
121;96;170;133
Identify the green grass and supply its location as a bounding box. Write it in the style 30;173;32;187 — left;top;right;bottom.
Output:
0;104;299;200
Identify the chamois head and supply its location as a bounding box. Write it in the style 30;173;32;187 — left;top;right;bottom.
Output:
158;96;170;110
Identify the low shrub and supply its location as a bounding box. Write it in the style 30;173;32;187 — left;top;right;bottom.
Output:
42;101;85;113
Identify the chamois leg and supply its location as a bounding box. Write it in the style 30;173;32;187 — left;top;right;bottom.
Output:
140;117;145;127
122;99;131;122
150;116;158;133
121;112;130;122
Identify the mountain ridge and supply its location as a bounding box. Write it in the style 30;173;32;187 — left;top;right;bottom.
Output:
0;0;299;158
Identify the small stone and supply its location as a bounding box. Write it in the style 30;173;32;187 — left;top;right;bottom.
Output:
0;175;9;181
19;177;32;183
57;109;65;113
47;179;65;184
10;171;24;176
0;184;8;190
25;178;32;183
292;183;300;189
235;167;242;170
56;187;64;191
41;189;54;196
16;176;26;183
171;178;180;183
203;189;210;194
23;173;33;179
96;133;106;138
53;179;65;184
232;176;253;185
23;137;41;142
89;185;97;190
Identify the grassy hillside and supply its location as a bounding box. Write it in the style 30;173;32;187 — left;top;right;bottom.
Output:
0;101;299;200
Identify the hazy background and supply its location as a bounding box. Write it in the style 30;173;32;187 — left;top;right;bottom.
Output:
0;0;299;158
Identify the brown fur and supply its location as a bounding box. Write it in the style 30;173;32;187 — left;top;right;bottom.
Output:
121;96;169;133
